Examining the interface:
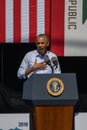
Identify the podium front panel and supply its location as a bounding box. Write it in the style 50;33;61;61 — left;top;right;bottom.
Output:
23;73;79;106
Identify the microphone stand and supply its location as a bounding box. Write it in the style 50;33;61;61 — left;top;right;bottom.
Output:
47;63;54;73
51;66;54;74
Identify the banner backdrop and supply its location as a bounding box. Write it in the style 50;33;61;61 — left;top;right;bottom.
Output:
0;0;50;43
0;114;30;130
64;0;87;56
51;0;87;56
0;0;87;56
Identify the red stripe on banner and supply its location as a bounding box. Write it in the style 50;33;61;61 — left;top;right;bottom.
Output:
29;0;37;42
13;0;21;43
45;0;51;42
0;0;5;43
51;0;64;56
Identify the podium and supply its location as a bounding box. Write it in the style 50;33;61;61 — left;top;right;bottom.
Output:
23;73;79;130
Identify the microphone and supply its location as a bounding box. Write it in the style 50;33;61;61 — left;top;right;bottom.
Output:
44;56;53;73
44;56;51;66
51;57;58;68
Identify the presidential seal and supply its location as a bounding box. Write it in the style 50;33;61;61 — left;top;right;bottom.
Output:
46;78;64;96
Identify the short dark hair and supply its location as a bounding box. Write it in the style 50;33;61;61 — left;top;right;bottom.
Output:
36;34;49;42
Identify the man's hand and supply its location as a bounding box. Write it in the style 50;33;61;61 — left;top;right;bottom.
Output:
33;59;47;70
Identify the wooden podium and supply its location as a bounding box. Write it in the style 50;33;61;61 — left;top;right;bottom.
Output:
23;73;78;130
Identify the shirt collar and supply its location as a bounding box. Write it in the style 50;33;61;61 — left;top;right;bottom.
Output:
36;50;50;57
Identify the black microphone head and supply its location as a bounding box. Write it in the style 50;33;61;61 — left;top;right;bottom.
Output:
44;56;51;66
51;57;58;66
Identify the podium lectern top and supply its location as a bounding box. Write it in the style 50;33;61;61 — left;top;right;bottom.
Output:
23;73;79;106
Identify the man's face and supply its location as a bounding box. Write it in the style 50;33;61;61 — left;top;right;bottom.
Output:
36;37;49;55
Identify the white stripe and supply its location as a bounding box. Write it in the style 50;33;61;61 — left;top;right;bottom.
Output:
21;0;29;43
65;0;87;56
6;0;13;43
37;0;45;35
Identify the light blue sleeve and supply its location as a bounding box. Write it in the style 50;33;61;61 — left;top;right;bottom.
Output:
17;53;32;79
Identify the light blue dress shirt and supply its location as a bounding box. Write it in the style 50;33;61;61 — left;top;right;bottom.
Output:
17;50;61;79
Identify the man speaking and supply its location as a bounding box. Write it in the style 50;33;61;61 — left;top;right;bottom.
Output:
17;34;61;79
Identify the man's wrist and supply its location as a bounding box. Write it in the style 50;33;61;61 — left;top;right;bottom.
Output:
31;66;35;71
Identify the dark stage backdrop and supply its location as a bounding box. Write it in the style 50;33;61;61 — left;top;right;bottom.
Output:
1;44;86;93
0;44;87;112
0;46;1;81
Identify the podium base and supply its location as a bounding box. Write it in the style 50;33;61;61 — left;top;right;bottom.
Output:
33;105;74;130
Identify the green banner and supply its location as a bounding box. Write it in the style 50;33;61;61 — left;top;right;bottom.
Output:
83;0;87;24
